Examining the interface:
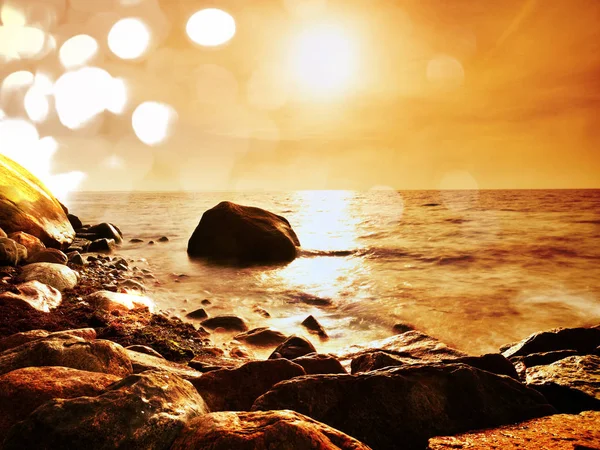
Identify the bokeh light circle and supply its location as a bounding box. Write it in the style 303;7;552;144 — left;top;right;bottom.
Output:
131;101;177;146
108;18;150;60
186;9;236;47
59;34;98;68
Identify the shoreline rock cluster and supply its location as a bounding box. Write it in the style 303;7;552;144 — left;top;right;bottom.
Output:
1;155;599;449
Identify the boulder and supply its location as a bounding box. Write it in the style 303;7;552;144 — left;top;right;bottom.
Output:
125;349;203;381
0;280;62;312
302;315;328;338
501;326;600;359
19;262;78;291
293;354;347;375
88;238;117;253
0;328;96;352
234;327;288;347
85;290;155;313
526;354;600;413
0;227;6;238
191;359;306;411
187;201;300;264
392;322;416;334
188;347;252;372
351;351;518;379
428;411;600;449
67;251;85;265
67;213;83;229
269;335;316;360
201;315;248;332
0;334;132;377
171;410;372;450
252;363;556;450
27;248;68;264
0;366;120;436
126;345;164;359
186;308;208;320
130;238;144;243
336;331;467;369
86;222;123;244
8;231;45;258
0;153;75;248
0;237;19;266
158;236;169;242
67;237;91;253
3;370;208;450
118;279;146;294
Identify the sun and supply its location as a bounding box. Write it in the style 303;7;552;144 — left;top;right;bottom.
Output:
289;23;358;98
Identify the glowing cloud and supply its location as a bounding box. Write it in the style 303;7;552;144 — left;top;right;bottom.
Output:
186;9;236;47
108;18;151;60
132;101;177;146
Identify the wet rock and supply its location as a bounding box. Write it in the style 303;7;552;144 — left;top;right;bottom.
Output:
0;227;6;238
201;315;249;332
118;279;146;294
269;335;317;360
351;351;518;379
19;262;78;291
0;328;97;353
85;290;155;313
252;363;556;450
187;201;300;264
8;231;45;259
125;349;203;381
0;366;120;436
88;238;117;253
0;334;132;377
28;248;68;264
293;354;347;375
428;411;600;449
234;327;287;347
3;370;208;450
186;308;208;320
67;237;91;253
0;153;75;248
336;330;467;369
188;347;249;372
501;325;600;358
287;291;333;306
171;410;372;450
526;354;600;413
125;345;164;359
87;222;123;244
158;236;169;242
253;305;271;318
67;251;85;265
67;213;83;229
392;322;416;334
0;237;19;266
0;280;62;312
129;238;144;243
201;299;211;305
191;359;305;411
301;315;328;338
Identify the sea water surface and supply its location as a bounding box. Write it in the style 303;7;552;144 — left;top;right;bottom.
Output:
67;189;600;355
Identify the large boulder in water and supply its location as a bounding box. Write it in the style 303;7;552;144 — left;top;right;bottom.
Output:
0;153;75;248
187;201;300;264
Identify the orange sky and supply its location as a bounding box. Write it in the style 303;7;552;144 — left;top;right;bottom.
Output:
0;0;599;191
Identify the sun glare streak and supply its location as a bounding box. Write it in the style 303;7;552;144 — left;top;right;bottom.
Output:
108;18;151;60
290;23;358;97
186;9;236;47
132;101;178;146
59;34;99;68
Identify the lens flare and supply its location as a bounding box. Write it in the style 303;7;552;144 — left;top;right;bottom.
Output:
24;87;50;123
0;26;47;61
59;34;99;69
186;9;236;47
108;18;151;60
54;67;116;129
1;71;34;91
0;3;26;26
132;101;177;146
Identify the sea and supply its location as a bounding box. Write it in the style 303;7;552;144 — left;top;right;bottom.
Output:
67;189;600;356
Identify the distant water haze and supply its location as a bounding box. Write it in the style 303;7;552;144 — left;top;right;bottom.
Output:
67;189;600;355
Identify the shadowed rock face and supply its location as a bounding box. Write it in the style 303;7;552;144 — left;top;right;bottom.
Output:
252;363;557;450
429;411;600;449
0;154;75;249
187;201;300;264
2;370;208;450
171;410;373;450
501;326;600;359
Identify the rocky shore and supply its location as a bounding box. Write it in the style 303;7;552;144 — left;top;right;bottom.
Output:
1;156;599;449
